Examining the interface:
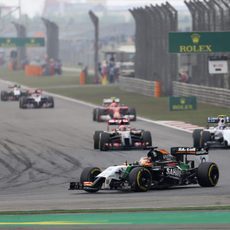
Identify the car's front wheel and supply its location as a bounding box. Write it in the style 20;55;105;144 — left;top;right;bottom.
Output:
80;167;102;193
129;167;152;192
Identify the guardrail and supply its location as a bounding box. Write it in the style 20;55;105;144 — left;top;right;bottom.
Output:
119;76;160;97
118;77;230;108
173;81;230;108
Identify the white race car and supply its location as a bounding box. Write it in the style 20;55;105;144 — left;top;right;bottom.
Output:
19;89;54;109
193;115;230;148
1;85;28;101
94;118;152;151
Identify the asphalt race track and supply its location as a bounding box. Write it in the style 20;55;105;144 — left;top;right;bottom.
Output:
0;82;230;212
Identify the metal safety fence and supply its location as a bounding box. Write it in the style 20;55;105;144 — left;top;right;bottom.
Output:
184;0;230;89
130;2;178;95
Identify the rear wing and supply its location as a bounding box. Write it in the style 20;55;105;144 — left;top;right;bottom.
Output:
208;116;230;123
103;97;120;105
170;147;208;156
170;147;209;167
108;118;130;126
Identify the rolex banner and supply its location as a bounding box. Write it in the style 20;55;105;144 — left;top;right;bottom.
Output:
169;96;197;111
168;32;230;53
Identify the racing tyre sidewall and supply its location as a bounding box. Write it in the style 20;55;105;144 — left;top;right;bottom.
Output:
129;167;152;192
197;162;219;187
99;132;110;151
129;107;136;121
94;131;103;149
80;167;102;193
1;91;7;101
142;131;152;147
201;131;211;147
193;129;202;148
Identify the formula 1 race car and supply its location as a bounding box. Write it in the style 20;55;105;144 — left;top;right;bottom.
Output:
93;118;152;151
1;84;28;101
69;147;219;193
93;97;136;122
19;89;54;109
193;115;230;148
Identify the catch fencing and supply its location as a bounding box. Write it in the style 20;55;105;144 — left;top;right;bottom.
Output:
130;3;178;95
184;0;230;89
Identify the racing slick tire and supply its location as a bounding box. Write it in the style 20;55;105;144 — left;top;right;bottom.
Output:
1;91;8;101
142;131;152;147
19;97;27;109
200;131;211;147
48;96;54;108
128;108;136;121
197;162;219;187
99;132;110;151
193;129;202;148
95;108;104;122
93;108;97;121
80;167;102;193
129;167;152;192
94;131;103;149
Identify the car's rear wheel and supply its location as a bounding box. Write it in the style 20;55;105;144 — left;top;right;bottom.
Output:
93;108;97;121
48;96;54;108
193;129;202;148
99;132;110;151
95;108;103;122
129;108;136;121
129;167;152;192
19;97;26;109
80;167;102;193
1;91;8;101
142;131;152;147
201;131;211;147
94;131;103;149
197;162;219;187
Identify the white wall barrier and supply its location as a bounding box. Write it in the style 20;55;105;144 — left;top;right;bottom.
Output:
119;76;155;96
118;77;230;108
173;81;230;108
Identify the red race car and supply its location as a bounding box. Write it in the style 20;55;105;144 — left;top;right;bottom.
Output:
93;97;136;122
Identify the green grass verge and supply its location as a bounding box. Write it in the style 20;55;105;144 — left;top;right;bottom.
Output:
0;67;95;87
0;206;230;215
0;68;229;126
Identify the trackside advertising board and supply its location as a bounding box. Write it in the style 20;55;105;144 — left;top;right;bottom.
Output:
169;96;197;111
0;38;45;48
168;32;230;53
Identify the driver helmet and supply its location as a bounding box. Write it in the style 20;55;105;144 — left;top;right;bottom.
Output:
218;117;226;129
139;157;153;167
110;101;118;107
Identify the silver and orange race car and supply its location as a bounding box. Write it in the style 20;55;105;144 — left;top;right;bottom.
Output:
69;147;219;193
93;97;136;122
93;118;152;151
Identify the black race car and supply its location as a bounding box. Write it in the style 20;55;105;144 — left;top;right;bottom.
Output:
19;89;54;109
1;85;28;101
69;147;219;193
